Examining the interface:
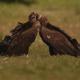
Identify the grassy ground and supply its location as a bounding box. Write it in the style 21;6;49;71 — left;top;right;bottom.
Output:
0;0;80;80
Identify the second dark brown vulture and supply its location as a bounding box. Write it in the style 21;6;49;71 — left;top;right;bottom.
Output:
0;12;40;56
39;16;80;57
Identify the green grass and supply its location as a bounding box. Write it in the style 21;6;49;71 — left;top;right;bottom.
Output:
0;0;80;80
0;54;80;80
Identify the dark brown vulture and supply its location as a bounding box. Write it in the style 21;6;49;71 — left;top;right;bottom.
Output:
39;16;80;57
0;12;40;56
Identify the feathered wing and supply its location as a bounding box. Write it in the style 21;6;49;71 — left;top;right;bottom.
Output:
6;24;38;56
10;22;32;36
39;26;80;56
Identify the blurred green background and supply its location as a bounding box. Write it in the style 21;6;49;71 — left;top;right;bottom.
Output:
0;0;36;5
0;0;80;80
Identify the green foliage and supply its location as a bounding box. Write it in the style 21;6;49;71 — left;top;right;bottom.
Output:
0;0;36;5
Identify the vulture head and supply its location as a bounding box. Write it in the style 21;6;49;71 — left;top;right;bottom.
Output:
28;12;40;24
39;16;48;27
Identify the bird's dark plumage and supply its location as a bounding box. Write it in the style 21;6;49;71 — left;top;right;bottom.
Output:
39;16;80;56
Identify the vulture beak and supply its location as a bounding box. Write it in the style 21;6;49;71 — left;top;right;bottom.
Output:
38;15;42;20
